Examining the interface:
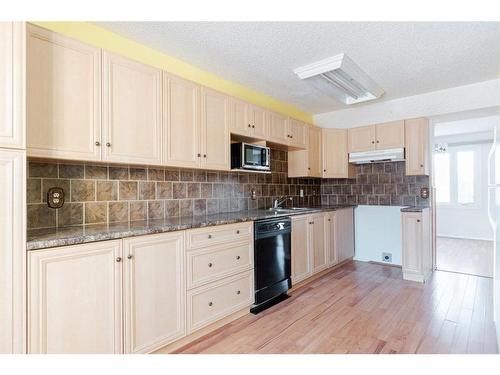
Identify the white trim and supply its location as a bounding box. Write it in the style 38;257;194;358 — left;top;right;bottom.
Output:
436;234;493;242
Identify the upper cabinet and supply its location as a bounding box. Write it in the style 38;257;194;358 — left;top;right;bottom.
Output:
103;52;162;165
288;118;308;149
163;73;201;168
26;24;101;161
267;111;289;144
322;129;354;179
200;87;230;170
229;98;268;140
288;126;321;178
0;22;24;149
247;104;268;139
347;120;404;153
405;118;429;176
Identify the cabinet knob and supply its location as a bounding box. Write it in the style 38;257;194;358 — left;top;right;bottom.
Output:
106;142;111;147
116;257;122;262
127;254;133;260
208;262;213;268
203;154;207;158
290;135;293;139
252;125;255;128
308;167;311;170
248;124;252;128
236;290;241;295
208;302;213;306
197;153;201;157
95;141;101;146
323;169;326;172
376;140;380;143
420;164;424;167
417;219;421;223
371;141;375;144
208;234;212;239
328;218;331;222
236;230;240;234
236;255;241;260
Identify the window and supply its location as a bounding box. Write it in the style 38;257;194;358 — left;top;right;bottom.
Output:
434;144;482;207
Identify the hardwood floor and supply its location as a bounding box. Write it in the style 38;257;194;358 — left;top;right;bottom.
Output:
174;261;498;354
436;236;493;278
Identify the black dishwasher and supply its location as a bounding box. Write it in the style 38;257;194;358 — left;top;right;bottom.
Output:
250;217;292;314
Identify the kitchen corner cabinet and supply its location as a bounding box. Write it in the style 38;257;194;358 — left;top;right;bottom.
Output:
405;118;429;176
103;52;162;165
26;24;101;161
0;149;25;354
291;215;312;283
322;128;355;179
347;120;404;153
123;232;185;354
28;240;123;354
401;209;432;283
0;22;24;149
288;126;321;178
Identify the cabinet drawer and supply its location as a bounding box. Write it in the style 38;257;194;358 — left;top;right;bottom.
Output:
187;241;253;289
187;271;254;333
186;222;253;249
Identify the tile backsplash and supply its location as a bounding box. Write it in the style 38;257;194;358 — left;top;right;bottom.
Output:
27;149;322;229
320;161;430;207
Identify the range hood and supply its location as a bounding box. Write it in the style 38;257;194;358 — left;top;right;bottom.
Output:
348;148;405;164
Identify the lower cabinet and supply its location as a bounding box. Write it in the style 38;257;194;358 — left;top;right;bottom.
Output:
28;240;123;354
401;209;432;283
291;215;312;283
311;213;328;274
334;208;355;263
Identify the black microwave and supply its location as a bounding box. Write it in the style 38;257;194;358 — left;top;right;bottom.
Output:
231;142;271;171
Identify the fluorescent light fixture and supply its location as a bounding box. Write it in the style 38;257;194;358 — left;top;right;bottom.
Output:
294;53;384;105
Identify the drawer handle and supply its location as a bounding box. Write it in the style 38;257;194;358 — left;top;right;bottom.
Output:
236;255;241;260
208;262;213;268
208;234;212;239
208;302;213;307
236;290;241;295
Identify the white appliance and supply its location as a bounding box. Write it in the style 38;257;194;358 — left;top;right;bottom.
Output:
348;148;405;164
293;53;384;105
487;120;500;343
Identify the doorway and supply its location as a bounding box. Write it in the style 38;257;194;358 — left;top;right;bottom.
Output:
432;111;496;278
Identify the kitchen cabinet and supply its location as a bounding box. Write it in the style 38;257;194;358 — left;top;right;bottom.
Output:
334;208;355;263
347;121;405;153
322;128;355;179
405;118;429;176
402;209;432;283
288;118;308;149
123;232;185;354
103;51;162;165
26;24;101;161
229;98;268;140
267;111;289;145
28;240;123;354
291;215;312;283
248;104;268;139
200;87;230;170
0;149;25;354
311;213;328;274
163;73;201;168
325;213;338;267
288;126;322;178
0;22;24;149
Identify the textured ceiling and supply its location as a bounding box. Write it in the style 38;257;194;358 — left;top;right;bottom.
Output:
96;22;500;114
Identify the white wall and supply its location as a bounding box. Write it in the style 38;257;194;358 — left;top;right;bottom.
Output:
314;78;500;128
354;205;403;265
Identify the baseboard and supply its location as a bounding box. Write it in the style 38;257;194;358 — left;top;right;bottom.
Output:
437;234;493;242
368;261;402;268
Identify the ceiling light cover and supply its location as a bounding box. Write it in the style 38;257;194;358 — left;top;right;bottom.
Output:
294;53;384;105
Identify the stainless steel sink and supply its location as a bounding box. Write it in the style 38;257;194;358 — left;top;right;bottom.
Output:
267;207;313;213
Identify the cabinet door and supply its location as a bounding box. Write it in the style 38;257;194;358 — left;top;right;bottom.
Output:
0;22;24;149
267;111;288;145
375;120;405;150
201;88;230;170
402;212;423;277
103;52;162;165
163;73;201;168
0;149;25;354
229;98;250;136
291;215;312;283
288;149;308;178
405;118;429;176
325;213;338;267
248;104;268;139
311;213;328;274
322;129;353;178
27;24;101;161
123;232;185;354
336;208;355;262
308;126;322;177
28;241;123;354
288;118;308;149
347;125;375;153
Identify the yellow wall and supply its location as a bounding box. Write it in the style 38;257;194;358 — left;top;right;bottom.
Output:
32;22;313;124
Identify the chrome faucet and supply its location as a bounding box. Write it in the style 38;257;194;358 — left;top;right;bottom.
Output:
273;196;292;209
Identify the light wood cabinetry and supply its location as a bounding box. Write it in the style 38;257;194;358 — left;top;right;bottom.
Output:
123;232;185;354
28;240;123;354
26;24;101;161
200;87;230;170
334;208;355;263
102;52;162;165
0;22;24;149
267;111;289;144
0;149;25;354
311;213;328;274
405;118;429;176
288;126;322;178
402;209;432;283
288;118;308;149
325;213;338;267
347;121;404;153
229;98;268;140
322;128;354;179
291;215;312;284
248;104;268;139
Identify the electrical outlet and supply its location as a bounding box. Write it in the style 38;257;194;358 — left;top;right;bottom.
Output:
382;252;392;263
299;189;304;197
47;187;65;209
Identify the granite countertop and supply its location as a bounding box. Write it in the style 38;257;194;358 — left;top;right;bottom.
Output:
400;206;429;212
27;205;356;251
